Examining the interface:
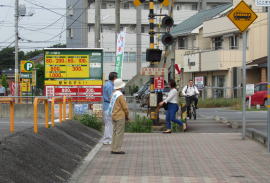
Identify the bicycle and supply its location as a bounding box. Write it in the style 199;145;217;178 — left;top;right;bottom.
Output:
188;100;196;120
185;95;197;120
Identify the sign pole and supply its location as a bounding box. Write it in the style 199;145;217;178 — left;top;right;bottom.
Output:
267;7;270;152
242;31;247;140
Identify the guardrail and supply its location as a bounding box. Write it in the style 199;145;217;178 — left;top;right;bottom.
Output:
33;97;49;134
0;98;14;133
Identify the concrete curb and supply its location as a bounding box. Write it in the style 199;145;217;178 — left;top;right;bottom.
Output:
69;142;103;183
246;128;267;146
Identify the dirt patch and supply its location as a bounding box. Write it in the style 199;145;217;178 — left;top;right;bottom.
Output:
0;120;102;183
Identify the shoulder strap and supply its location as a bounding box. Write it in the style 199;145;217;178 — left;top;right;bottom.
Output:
185;85;188;94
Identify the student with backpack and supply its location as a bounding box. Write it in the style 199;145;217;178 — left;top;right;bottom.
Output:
182;80;199;118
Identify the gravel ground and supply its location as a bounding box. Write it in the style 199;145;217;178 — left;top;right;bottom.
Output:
0;120;102;183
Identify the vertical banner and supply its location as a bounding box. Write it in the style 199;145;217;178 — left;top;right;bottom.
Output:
115;29;126;78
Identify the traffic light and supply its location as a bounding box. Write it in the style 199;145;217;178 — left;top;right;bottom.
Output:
158;0;170;6
161;16;174;46
146;48;162;62
162;16;174;28
133;0;145;7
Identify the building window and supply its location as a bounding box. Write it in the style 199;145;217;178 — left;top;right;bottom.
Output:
101;2;107;9
123;3;129;9
68;28;74;39
229;35;239;49
88;25;91;32
144;4;148;10
129;52;136;62
213;37;223;50
178;37;187;49
124;52;129;62
104;52;115;62
191;4;197;10
141;52;146;62
141;26;145;33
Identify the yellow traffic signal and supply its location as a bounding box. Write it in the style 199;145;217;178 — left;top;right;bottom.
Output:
133;0;145;7
158;0;170;7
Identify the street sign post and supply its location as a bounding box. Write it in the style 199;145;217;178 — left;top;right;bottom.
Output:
227;0;258;140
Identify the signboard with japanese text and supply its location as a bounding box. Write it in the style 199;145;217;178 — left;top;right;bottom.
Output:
227;1;258;32
195;76;204;89
255;0;270;6
154;76;164;90
44;49;103;79
44;49;103;102
45;85;102;102
246;84;255;96
141;67;166;76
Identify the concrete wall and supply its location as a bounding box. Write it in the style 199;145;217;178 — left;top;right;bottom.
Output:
201;49;242;71
0;104;51;119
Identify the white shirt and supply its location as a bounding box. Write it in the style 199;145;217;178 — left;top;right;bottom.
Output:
164;88;178;104
182;85;199;96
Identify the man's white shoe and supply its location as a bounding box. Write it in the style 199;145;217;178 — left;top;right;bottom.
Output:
103;141;112;145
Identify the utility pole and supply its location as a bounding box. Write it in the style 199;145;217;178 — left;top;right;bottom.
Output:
169;0;175;81
115;0;120;53
95;0;101;48
15;0;19;100
136;5;142;76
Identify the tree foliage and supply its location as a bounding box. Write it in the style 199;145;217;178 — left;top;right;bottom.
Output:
1;74;8;88
0;47;24;69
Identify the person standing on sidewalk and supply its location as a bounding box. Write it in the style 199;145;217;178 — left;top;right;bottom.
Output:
107;79;129;154
159;80;186;133
102;72;118;145
0;84;6;96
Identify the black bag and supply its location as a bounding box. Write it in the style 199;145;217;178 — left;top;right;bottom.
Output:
163;103;168;110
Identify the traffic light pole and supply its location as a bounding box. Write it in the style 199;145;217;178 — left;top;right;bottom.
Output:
148;0;159;125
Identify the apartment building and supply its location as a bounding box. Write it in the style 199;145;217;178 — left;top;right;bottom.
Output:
171;0;267;98
66;0;231;81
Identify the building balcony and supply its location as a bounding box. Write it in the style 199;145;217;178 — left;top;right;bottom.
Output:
182;49;242;72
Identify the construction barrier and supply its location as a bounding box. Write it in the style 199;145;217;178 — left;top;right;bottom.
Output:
0;98;14;133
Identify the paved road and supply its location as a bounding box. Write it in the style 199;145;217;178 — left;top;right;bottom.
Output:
198;108;267;133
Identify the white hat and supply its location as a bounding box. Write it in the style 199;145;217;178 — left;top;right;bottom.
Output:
114;79;126;90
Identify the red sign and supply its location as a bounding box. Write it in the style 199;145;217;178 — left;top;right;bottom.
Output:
45;85;102;102
154;77;164;90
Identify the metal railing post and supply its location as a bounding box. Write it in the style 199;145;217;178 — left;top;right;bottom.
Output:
51;98;55;127
33;97;39;134
63;96;66;121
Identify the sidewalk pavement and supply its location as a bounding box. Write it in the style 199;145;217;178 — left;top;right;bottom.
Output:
73;133;270;183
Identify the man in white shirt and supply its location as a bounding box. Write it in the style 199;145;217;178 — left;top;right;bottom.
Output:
182;80;199;117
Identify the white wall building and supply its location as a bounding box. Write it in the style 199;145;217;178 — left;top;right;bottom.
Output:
67;0;232;81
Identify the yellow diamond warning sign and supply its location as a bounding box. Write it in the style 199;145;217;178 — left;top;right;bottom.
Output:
227;1;258;32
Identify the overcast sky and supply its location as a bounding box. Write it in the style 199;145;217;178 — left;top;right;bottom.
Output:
0;0;66;52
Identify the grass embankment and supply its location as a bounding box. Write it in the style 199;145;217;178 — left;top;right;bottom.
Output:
198;98;241;108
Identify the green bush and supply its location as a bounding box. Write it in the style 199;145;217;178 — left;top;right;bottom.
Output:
77;114;103;132
198;98;240;108
125;115;152;133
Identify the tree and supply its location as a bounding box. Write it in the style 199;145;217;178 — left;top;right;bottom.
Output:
23;49;43;60
0;47;24;69
35;64;45;92
1;74;8;88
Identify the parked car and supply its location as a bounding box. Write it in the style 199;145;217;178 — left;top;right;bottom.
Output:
246;82;267;107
